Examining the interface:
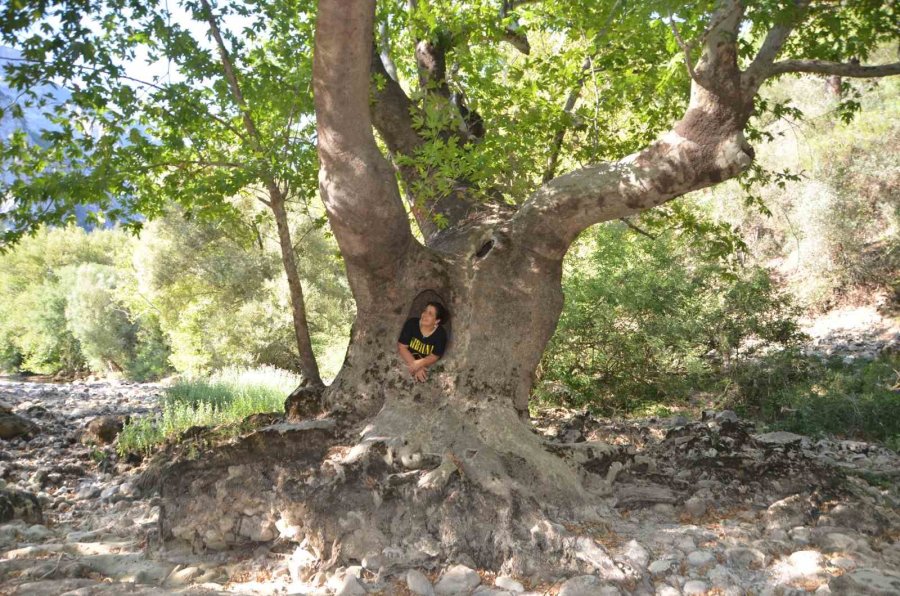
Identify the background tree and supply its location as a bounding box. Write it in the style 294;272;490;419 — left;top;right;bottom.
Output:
0;0;325;385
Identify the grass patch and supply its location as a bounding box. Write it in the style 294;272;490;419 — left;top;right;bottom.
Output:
117;366;300;456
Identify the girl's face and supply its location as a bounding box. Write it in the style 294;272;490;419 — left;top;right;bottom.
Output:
420;305;440;328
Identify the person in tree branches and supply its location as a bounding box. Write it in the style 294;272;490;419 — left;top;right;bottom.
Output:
397;302;449;382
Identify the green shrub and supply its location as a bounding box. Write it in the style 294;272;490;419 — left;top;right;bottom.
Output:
536;218;803;415
134;205;353;379
0;225;169;378
117;366;301;456
728;352;900;448
64;264;138;374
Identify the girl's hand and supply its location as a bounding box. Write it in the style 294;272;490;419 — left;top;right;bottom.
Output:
414;368;427;382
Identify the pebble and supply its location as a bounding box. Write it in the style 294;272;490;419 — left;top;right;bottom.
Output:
558;575;619;596
687;550;716;567
649;559;675;575
495;576;525;592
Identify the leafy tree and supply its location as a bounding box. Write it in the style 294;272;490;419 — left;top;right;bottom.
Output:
0;0;325;385
1;0;898;576
0;225;129;375
0;225;171;378
134;203;352;377
64;263;137;373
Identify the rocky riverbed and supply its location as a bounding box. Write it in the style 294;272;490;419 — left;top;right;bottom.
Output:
1;375;898;595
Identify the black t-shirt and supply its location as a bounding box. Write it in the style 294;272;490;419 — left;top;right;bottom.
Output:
398;318;447;359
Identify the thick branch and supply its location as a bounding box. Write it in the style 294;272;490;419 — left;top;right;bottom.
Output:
377;20;400;81
765;60;900;79
371;52;425;159
512;126;753;260
314;0;414;272
199;0;263;150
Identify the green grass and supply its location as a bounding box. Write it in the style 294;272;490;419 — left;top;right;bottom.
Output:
117;366;301;456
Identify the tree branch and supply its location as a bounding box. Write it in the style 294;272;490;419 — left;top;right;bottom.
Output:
499;1;531;55
742;1;810;92
377;20;400;81
619;217;656;240
667;17;699;82
765;60;900;79
541;0;623;183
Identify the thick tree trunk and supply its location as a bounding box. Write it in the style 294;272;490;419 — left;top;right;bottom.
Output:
159;221;621;576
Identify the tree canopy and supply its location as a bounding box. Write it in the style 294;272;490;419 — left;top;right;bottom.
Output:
1;1;895;245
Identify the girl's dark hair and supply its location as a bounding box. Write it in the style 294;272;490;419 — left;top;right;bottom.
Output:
427;301;449;324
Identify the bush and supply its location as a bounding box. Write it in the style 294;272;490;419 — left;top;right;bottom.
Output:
134;205;353;379
536;218;803;415
727;351;900;449
117;366;301;456
64;264;138;374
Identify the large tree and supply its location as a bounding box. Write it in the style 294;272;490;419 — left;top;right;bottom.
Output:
5;0;899;578
157;0;899;577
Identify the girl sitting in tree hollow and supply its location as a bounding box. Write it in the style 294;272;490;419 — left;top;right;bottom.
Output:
397;302;449;382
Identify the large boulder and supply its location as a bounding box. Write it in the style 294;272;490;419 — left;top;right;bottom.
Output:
84;415;125;445
0;487;43;524
0;413;38;440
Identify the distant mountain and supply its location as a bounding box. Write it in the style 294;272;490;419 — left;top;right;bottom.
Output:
0;46;128;231
0;46;71;149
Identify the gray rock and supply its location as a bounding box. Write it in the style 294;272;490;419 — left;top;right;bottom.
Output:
407;569;435;596
0;487;43;523
755;431;804;446
790;526;811;545
335;574;367;596
686;550;715;567
655;586;679;596
434;565;480;595
684;496;708;518
648;559;675;576
0;412;37;439
622;539;650;570
683;580;709;595
473;588;514;596
573;537;625;581
22;524;53;542
725;547;766;569
99;484;120;501
715;410;739;423
766;494;809;530
495;576;525;592
818;532;857;552
558;575;620;596
829;568;900;595
75;484;101;500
